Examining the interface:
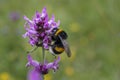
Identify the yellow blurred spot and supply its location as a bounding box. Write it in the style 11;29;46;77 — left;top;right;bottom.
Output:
44;74;52;80
69;47;76;61
65;67;74;76
0;72;10;80
70;23;80;32
88;32;95;40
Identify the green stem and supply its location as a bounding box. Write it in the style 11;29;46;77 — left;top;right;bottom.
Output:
42;47;45;80
42;46;46;64
42;74;44;80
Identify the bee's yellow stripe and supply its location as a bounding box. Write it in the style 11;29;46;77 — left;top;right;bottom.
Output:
55;46;64;52
55;29;63;36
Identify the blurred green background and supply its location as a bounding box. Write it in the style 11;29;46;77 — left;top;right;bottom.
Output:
0;0;120;80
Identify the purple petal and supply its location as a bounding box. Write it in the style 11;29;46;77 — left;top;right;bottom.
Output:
51;15;55;21
46;63;53;69
41;8;46;18
54;56;60;65
29;41;36;46
29;38;38;46
27;54;39;67
42;36;51;49
28;69;43;80
46;56;60;71
24;16;33;24
56;20;60;27
43;43;49;49
34;18;41;24
44;23;50;29
27;54;33;62
24;16;34;29
41;7;49;22
47;18;53;25
42;7;47;15
46;15;60;29
28;30;37;34
41;32;45;37
22;32;28;38
35;11;41;18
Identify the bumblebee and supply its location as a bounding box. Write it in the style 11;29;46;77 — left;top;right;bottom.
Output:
49;28;71;57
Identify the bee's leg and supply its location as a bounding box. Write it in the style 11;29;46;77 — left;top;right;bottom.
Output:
27;46;38;54
51;54;57;59
49;46;57;58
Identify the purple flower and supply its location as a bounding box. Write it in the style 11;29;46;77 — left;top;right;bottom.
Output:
9;12;20;21
45;15;60;33
26;54;60;80
23;7;60;49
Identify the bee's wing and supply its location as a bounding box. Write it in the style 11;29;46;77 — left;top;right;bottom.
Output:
59;36;71;57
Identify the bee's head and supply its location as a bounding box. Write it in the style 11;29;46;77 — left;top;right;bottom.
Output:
51;28;58;35
50;28;58;40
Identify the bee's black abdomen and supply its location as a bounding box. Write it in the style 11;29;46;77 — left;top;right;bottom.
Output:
52;46;62;54
52;41;64;54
